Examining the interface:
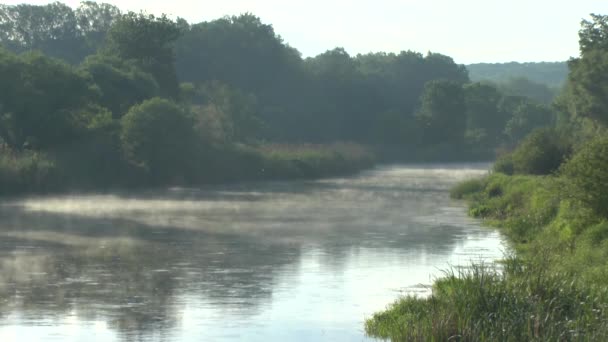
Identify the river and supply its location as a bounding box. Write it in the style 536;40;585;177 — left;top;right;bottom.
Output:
0;163;505;341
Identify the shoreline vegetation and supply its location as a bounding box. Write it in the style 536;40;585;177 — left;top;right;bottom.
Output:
0;142;375;197
365;14;608;341
0;2;560;198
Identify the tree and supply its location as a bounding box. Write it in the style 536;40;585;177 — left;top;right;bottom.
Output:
578;14;608;54
463;82;506;145
416;80;467;145
176;13;302;93
566;50;608;124
0;2;122;64
194;82;264;142
565;14;608;125
80;54;160;118
105;12;182;99
0;48;99;149
304;48;366;141
76;1;122;52
120;98;196;181
498;77;557;104
504;102;555;144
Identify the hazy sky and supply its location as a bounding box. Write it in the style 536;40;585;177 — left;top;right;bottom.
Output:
6;0;608;63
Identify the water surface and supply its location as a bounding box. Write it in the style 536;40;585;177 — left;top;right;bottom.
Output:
0;163;504;341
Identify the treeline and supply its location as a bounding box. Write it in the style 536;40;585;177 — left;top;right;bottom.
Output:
367;14;608;341
0;2;556;194
467;61;568;87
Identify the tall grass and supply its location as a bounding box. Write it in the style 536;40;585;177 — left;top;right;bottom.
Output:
366;257;608;341
255;142;375;180
0;149;57;195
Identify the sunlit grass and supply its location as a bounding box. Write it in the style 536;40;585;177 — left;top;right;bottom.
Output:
366;257;608;341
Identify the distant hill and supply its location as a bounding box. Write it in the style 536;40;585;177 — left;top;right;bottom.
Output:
466;62;568;88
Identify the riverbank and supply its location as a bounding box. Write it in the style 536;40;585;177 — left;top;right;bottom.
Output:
365;170;608;340
0;142;375;197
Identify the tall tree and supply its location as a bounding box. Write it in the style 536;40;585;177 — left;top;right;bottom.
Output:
463;82;506;145
0;48;99;149
0;2;121;63
80;54;160;118
105;12;182;99
565;14;608;125
416;80;467;145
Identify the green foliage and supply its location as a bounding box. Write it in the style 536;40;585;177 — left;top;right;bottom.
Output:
80;54;160;117
193;82;264;143
463;82;508;145
0;48;99;149
106;12;182;98
579;14;608;54
564;14;608;125
0;2;121;63
120;98;196;182
498;77;558;104
504;102;556;143
509;128;572;175
366;259;608;341
567;50;608;125
416;80;467;145
493;154;514;175
176;13;301;94
449;178;486;199
0;1;583;197
561;135;608;219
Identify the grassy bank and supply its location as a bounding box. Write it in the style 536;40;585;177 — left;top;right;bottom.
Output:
366;167;608;341
0;141;374;197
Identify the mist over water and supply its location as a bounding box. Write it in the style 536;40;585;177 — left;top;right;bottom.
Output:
0;163;504;341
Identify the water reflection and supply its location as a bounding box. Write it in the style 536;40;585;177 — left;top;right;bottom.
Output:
0;163;504;341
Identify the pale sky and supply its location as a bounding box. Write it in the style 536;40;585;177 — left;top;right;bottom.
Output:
6;0;608;63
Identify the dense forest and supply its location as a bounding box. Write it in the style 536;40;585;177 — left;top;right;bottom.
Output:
0;1;558;195
366;13;608;341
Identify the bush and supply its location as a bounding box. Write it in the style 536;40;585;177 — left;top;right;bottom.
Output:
560;135;608;219
493;154;514;175
121;98;197;183
509;127;572;175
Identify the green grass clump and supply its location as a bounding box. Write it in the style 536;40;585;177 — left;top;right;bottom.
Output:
255;142;375;180
366;258;608;341
450;178;486;199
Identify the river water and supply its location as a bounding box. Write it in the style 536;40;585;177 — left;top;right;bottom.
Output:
0;163;505;341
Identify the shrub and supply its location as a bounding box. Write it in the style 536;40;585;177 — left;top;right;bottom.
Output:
493;154;514;175
509;127;572;175
560;135;608;219
121;98;197;183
